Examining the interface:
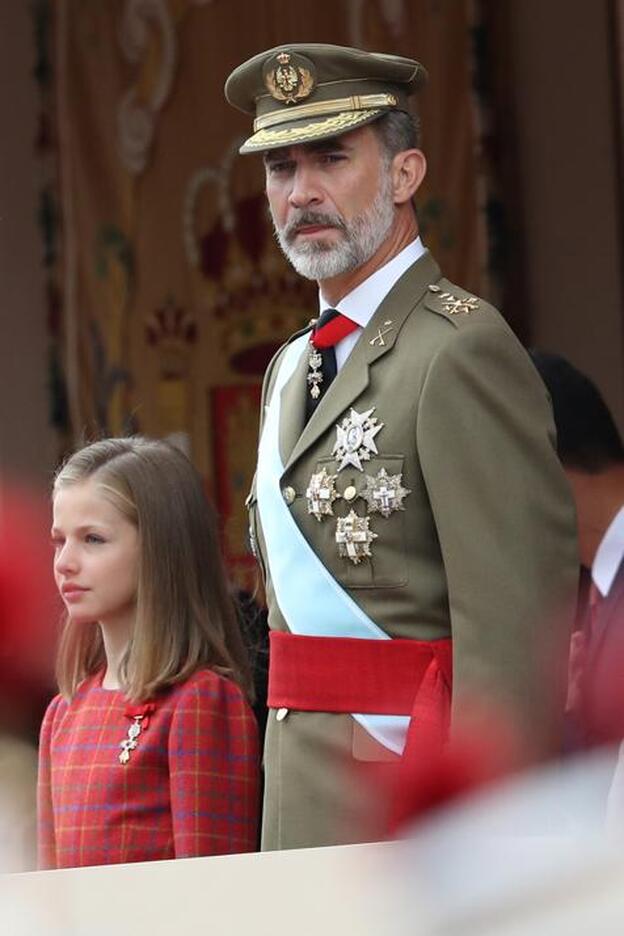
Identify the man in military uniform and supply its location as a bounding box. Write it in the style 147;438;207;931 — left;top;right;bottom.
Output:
225;44;578;850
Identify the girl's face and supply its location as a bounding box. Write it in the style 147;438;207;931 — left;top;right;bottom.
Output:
51;479;140;631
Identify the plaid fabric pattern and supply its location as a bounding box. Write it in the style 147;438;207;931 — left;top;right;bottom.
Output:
37;670;259;869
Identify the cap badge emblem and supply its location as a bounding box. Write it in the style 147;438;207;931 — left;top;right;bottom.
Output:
263;51;316;105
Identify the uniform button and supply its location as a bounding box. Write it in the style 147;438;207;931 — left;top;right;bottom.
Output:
276;707;289;722
282;486;296;505
343;484;357;502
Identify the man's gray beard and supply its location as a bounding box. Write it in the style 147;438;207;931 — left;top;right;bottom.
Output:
272;171;396;281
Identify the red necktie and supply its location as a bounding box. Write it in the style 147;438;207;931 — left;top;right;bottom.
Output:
311;309;359;349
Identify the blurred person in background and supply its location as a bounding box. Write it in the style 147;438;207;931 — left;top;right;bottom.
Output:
531;351;624;749
225;43;578;851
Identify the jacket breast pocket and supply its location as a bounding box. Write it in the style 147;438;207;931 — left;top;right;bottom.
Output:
311;454;408;589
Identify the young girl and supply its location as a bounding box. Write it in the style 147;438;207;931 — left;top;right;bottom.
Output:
38;437;259;869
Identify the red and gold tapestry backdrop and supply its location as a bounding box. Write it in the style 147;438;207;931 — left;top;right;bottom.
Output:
53;0;489;587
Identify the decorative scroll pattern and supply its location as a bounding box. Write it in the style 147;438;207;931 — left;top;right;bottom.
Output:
118;0;177;174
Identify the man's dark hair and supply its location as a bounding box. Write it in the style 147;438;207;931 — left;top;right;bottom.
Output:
372;109;421;160
530;350;624;472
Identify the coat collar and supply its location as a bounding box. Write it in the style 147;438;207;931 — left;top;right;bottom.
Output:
590;558;624;655
280;250;441;472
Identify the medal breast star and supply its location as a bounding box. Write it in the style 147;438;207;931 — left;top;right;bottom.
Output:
362;468;411;518
306;467;339;521
332;407;383;472
335;510;378;565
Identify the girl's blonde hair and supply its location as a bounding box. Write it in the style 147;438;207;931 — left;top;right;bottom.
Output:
53;437;252;702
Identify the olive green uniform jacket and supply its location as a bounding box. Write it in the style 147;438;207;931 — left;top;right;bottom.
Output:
248;251;578;850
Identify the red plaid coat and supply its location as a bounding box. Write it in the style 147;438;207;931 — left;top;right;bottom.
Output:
37;669;259;869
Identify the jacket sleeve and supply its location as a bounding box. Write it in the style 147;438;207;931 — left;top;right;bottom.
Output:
168;673;260;857
37;695;61;870
417;320;578;750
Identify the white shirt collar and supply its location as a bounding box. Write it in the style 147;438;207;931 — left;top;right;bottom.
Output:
592;504;624;597
319;237;426;325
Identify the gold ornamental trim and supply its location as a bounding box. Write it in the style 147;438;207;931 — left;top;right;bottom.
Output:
253;93;398;132
243;110;383;152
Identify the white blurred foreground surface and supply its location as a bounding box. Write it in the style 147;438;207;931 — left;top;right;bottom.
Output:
3;748;624;935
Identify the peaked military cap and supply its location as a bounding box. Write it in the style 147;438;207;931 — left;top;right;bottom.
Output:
225;43;427;154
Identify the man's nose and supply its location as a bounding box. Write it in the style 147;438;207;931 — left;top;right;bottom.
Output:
288;166;322;209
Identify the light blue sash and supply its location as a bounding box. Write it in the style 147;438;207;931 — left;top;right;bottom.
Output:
256;334;408;754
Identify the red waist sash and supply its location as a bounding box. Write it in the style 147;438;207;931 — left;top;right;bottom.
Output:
268;631;452;718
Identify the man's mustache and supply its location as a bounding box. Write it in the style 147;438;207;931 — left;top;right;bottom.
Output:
282;211;347;244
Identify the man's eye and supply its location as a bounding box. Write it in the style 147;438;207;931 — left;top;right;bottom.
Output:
320;153;345;165
85;533;105;544
266;159;296;174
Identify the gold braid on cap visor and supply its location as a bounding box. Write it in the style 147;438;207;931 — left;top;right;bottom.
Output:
245;110;383;151
253;92;398;131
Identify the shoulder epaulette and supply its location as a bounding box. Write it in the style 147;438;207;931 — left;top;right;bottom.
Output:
423;281;483;324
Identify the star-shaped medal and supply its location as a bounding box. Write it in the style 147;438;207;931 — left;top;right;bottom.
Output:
361;468;411;518
335;510;378;565
305;467;339;521
332;407;383;472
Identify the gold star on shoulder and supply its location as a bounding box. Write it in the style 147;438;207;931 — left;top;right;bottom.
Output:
361;468;411;518
332;407;383;472
428;283;480;315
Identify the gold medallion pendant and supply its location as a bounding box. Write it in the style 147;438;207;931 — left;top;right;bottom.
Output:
333;407;384;472
362;468;411;517
306;467;339;521
335;510;377;564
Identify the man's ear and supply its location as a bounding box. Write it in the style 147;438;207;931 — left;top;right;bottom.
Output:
392;149;427;204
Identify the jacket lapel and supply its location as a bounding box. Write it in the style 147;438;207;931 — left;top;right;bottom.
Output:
282;251;441;473
278;338;310;466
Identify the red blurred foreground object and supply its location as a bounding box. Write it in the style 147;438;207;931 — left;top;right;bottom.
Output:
579;625;624;748
0;485;58;723
384;706;529;836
